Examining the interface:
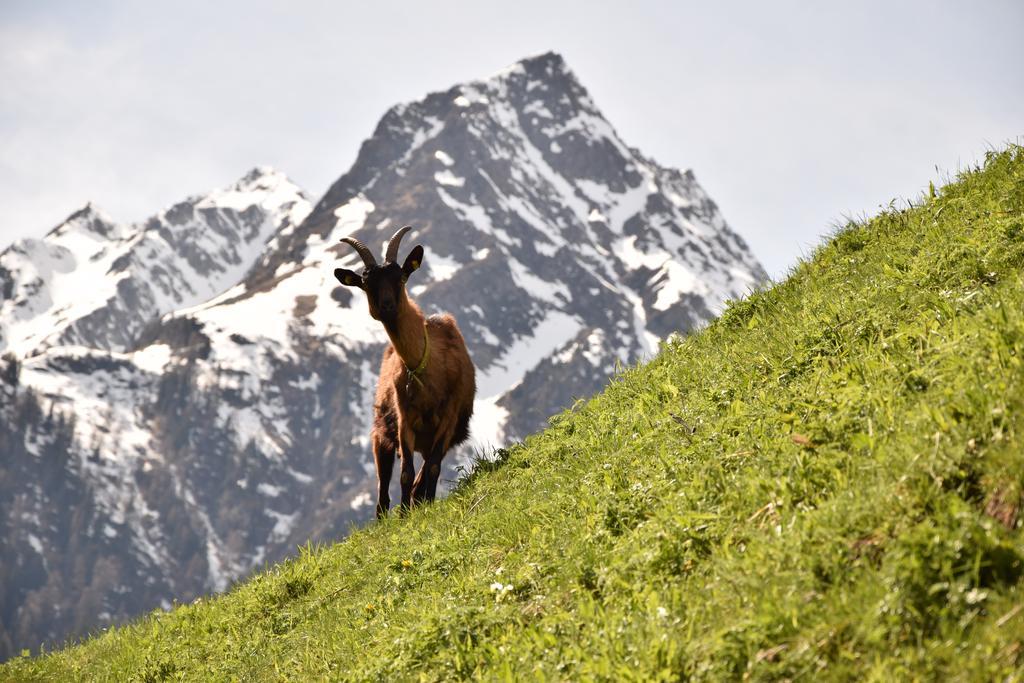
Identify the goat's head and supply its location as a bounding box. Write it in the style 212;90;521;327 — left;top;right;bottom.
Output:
334;225;424;325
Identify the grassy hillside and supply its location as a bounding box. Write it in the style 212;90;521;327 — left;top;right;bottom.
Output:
5;146;1024;681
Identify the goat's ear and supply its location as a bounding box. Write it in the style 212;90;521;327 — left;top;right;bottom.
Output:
334;268;363;288
402;245;424;279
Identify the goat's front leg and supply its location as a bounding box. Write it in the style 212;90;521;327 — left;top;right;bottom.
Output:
397;421;416;512
413;415;457;504
412;441;447;504
372;435;394;519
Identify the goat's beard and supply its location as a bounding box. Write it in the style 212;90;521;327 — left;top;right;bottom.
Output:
380;312;401;337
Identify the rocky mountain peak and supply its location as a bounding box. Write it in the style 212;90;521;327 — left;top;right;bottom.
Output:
250;52;766;442
226;165;305;198
44;201;122;240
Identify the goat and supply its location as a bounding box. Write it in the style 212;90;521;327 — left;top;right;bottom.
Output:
334;226;476;517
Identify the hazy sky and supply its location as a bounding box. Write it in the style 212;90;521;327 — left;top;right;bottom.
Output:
1;1;1021;277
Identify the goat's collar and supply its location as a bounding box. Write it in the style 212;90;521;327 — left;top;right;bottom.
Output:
405;323;430;389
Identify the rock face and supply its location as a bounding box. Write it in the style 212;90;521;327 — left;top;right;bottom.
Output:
0;51;766;660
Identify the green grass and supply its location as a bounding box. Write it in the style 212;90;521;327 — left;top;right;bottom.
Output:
5;146;1024;681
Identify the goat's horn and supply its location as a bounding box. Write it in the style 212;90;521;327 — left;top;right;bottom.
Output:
385;226;413;264
340;236;377;268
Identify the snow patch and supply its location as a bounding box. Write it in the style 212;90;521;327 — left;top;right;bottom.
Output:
476;309;581;398
257;482;282;498
266;509;298;543
434;170;466;187
330;196;375;241
652;261;704;311
132;344;171;374
350;491;373;510
470;395;509;452
287;468;314;485
507;259;570;305
424;247;460;282
26;533;44;555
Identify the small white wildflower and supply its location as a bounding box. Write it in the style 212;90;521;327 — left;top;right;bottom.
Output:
657;607;669;619
602;463;612;470
965;588;988;605
489;582;515;600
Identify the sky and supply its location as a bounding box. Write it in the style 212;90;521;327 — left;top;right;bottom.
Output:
0;1;1021;278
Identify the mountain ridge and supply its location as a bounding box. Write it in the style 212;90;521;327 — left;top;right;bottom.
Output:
0;166;310;358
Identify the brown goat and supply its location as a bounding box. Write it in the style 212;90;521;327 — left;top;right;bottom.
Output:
334;226;475;517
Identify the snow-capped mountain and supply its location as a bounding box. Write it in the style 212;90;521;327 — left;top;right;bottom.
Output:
0;168;310;358
0;51;766;660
